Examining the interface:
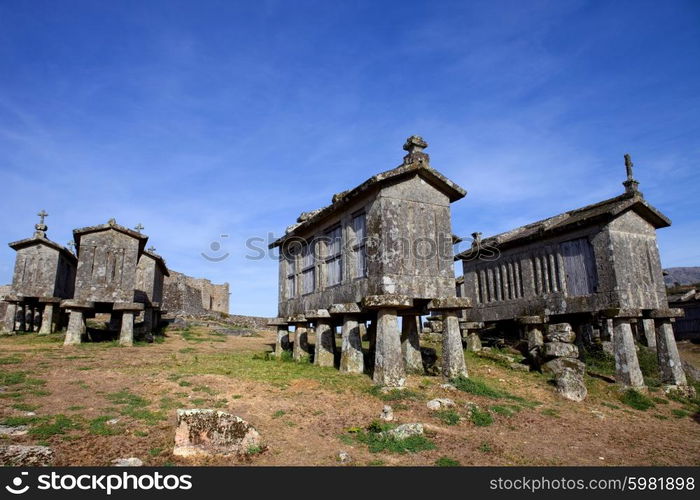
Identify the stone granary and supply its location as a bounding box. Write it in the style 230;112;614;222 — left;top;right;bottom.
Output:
62;218;149;347
135;246;170;335
455;155;688;392
668;288;700;341
268;136;470;387
1;211;77;335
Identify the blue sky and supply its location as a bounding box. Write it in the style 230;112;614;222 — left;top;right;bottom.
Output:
1;0;698;317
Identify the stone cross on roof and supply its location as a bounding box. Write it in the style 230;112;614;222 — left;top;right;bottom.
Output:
402;135;430;164
147;245;156;253
623;153;640;194
67;241;75;253
34;209;48;238
37;209;48;225
134;223;144;233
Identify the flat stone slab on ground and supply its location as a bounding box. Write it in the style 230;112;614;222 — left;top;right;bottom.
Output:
174;409;261;457
0;424;28;437
112;457;143;467
0;445;54;466
387;423;424;440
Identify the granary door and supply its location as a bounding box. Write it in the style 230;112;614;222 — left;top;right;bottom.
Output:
559;238;597;296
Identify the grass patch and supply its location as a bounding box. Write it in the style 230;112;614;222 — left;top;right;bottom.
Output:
106;390;149;408
619;389;655;411
347;421;436;454
30;415;80;438
541;408;560;418
1;415;40;426
435;409;460;426
149;447;164;456
491;405;518;417
272;410;286;419
89;416;122;436
134;430;149;437
452;376;535;407
479;442;493;453
671;409;690;418
470;408;494;427
0;355;23;365
67;405;85;411
600;402;620;410
636;346;661;388
435;456;461;466
11;402;39;411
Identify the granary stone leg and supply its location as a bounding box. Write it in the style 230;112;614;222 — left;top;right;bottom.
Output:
401;315;423;374
1;303;16;333
653;316;687;387
340;316;364;374
25;306;34;332
292;323;310;362
276;326;290;356
119;312;135;346
34;307;42;333
64;310;85;345
442;311;468;379
373;308;405;387
612;318;645;388
314;318;335;367
39;304;55;335
640;318;657;351
16;305;26;332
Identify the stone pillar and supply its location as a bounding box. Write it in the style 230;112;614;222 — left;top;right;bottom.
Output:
340;315;364;373
16;304;26;332
401;314;423;374
113;303;143;347
651;309;687;387
39;304;55;335
373;308;405;387
288;315;310;362
428;297;471;380
442;311;468;379
306;310;334;367
119;312;135;346
518;316;546;367
611;315;645;388
1;302;17;333
640;318;657;351
267;318;290;357
314;318;335;367
25;306;34;332
65;310;86;345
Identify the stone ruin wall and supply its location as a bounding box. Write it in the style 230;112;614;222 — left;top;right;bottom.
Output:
162;270;229;317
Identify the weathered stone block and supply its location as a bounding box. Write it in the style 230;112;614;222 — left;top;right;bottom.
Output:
554;369;588;402
173;409;261;457
543;341;579;359
542;357;586;378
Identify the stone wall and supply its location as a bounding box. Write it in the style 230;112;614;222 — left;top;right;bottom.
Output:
162;270;229;316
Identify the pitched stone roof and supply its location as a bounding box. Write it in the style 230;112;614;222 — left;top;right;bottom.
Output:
456;191;671;259
73;219;148;254
8;235;78;264
270;161;467;248
142;249;170;277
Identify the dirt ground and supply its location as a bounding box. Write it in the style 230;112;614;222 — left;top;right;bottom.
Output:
1;324;698;467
